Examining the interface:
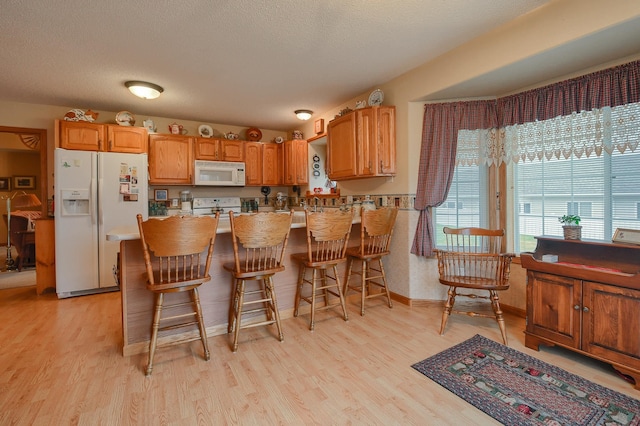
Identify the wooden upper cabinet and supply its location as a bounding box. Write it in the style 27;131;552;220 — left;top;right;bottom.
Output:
195;138;244;161
222;140;244;162
244;142;263;186
59;121;105;151
262;143;281;186
326;106;396;180
107;126;147;153
377;106;396;175
58;120;147;153
327;113;357;179
283;139;308;185
148;134;193;185
245;142;282;186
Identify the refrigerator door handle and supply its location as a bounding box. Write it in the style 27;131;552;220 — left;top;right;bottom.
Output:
91;176;98;226
98;177;103;226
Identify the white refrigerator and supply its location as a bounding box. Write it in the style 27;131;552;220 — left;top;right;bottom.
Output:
55;148;148;298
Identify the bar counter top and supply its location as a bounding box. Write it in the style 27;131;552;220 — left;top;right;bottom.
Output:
107;210;360;241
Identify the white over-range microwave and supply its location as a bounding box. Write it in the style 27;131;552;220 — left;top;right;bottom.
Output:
194;160;246;186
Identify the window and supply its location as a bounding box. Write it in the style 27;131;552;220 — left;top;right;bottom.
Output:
513;103;640;253
434;163;488;246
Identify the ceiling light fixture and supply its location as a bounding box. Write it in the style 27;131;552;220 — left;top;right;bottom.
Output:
295;109;313;120
125;81;164;100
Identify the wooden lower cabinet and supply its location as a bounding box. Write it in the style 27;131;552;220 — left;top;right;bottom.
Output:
522;237;640;389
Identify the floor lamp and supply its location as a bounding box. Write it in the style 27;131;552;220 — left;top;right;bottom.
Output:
2;191;41;270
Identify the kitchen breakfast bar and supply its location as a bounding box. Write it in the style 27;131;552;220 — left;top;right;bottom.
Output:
107;212;362;356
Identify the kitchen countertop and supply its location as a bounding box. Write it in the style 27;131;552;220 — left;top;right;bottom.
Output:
106;210;361;241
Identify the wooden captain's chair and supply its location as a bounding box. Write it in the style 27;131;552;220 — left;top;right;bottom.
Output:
343;207;398;316
223;211;293;352
136;213;220;376
435;227;515;345
291;208;353;330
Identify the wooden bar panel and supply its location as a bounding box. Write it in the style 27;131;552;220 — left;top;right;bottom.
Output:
120;224;362;356
35;218;55;295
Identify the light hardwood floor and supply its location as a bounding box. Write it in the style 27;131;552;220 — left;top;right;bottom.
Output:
1;286;637;425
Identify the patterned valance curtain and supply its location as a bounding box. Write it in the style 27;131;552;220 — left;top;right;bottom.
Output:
413;59;640;257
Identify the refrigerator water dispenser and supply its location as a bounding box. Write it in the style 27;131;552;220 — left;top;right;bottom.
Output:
61;189;90;216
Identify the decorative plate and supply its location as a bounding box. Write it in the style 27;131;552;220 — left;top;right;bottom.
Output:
368;89;384;106
115;110;135;126
312;154;320;163
313;170;321;177
246;127;262;141
198;124;214;138
313;163;320;170
274;136;284;144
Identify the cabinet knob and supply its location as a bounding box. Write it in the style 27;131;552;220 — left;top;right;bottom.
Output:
574;305;580;310
583;306;590;313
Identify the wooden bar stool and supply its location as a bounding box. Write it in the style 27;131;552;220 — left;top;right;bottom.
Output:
223;211;293;352
343;207;398;316
291;208;353;330
136;213;220;376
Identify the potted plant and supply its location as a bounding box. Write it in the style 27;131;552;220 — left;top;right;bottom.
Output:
559;215;582;240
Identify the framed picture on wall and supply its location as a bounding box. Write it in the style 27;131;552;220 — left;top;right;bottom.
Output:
0;177;10;191
13;176;35;189
154;189;168;201
612;228;640;245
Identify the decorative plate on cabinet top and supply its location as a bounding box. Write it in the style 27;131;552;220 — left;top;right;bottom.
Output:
274;136;284;144
115;111;135;126
368;89;384;106
246;127;262;141
198;124;213;138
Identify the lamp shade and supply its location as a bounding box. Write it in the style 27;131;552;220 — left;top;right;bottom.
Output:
12;192;41;209
125;81;164;99
295;109;313;120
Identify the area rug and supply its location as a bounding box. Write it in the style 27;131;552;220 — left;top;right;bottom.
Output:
412;334;640;425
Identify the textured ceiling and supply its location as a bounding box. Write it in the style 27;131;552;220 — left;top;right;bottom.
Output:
2;0;557;130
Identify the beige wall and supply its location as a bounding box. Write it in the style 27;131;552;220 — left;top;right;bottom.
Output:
297;0;640;309
1;0;639;309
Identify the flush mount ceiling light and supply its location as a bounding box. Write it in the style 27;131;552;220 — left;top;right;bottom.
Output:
125;81;164;100
295;109;313;120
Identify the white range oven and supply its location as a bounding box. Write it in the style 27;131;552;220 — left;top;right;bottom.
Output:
194;160;245;186
192;197;242;217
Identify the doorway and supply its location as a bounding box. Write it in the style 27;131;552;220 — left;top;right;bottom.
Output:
0;126;47;273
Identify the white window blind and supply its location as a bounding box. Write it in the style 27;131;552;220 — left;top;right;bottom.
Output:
513;103;640;252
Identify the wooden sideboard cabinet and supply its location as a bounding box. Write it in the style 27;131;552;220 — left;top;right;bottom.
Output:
326;105;396;180
521;237;640;389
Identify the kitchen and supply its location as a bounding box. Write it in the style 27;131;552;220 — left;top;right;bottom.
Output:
3;1;640;422
49;107;396;351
